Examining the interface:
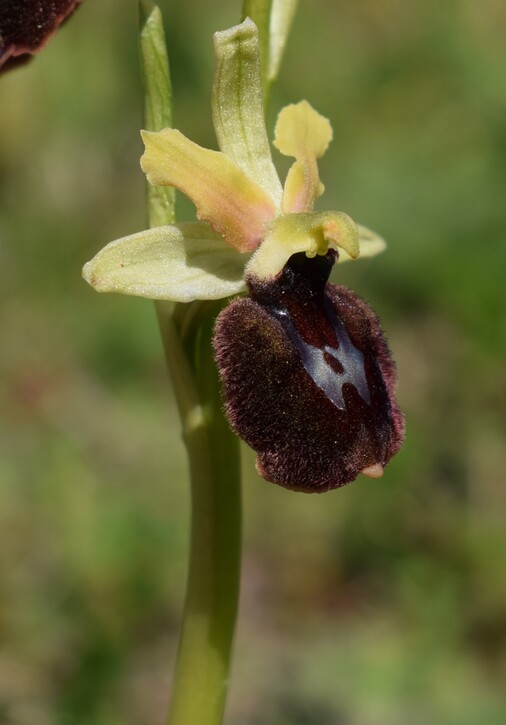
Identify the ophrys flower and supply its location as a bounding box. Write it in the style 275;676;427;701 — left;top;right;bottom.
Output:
83;18;404;492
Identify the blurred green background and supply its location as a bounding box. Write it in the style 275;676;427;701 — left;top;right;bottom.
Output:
1;1;505;723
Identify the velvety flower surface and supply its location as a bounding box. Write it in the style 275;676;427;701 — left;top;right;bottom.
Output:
0;0;82;72
214;251;404;492
83;18;404;491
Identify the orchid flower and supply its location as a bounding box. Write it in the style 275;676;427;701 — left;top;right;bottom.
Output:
83;18;404;492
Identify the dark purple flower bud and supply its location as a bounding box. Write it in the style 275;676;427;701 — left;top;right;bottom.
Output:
0;0;82;73
213;250;404;492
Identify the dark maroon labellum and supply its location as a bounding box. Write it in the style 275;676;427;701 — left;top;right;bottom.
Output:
213;250;404;492
0;0;82;72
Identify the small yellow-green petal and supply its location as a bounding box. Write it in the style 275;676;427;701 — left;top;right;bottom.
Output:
282;158;324;214
82;223;247;302
141;128;276;252
273;101;333;213
213;18;282;206
245;210;359;281
274;100;332;158
336;224;387;264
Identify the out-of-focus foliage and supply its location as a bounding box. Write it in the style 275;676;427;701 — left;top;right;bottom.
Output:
1;0;505;723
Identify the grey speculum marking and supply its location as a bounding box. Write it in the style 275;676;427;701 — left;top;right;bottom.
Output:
273;303;371;411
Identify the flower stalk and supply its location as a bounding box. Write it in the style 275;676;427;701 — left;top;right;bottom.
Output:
140;3;241;723
157;301;241;725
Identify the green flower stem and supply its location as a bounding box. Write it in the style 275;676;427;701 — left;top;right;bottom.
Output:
140;4;241;723
157;301;241;725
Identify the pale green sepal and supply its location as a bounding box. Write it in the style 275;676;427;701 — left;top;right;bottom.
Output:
82;223;247;302
212;18;282;207
336;224;387;264
245;210;359;281
139;1;175;227
141;128;276;252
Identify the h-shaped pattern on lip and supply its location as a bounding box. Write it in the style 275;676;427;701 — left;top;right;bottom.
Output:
272;302;371;412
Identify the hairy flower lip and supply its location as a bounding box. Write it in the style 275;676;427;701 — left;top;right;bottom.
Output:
213;251;405;492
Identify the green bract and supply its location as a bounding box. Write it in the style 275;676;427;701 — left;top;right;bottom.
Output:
83;18;386;301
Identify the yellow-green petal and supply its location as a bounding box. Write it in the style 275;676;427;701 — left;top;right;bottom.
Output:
82;223;247;302
213;18;282;206
274;100;333;213
336;224;387;264
141;128;276;252
245;211;359;281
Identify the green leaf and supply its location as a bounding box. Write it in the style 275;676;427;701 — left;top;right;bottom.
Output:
139;1;175;226
212;18;282;207
82;223;247;302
